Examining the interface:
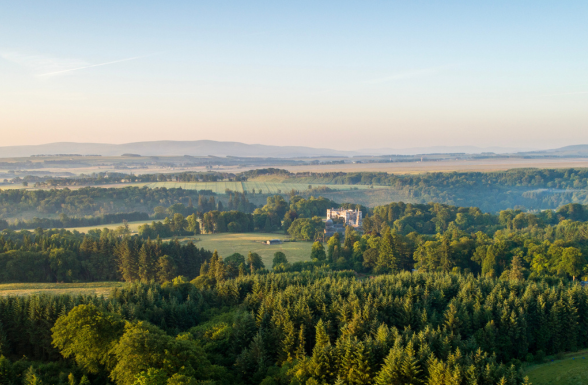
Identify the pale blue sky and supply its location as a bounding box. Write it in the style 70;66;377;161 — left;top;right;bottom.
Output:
1;1;587;150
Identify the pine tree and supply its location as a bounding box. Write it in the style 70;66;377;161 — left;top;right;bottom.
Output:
138;241;157;282
282;321;296;363
157;255;177;283
377;231;397;273
23;367;43;385
343;226;356;259
439;236;454;273
400;341;423;384
349;341;372;384
482;248;497;277
115;239;138;282
295;325;306;360
314;319;330;351
238;263;246;277
375;343;404;385
510;254;524;281
0;355;13;385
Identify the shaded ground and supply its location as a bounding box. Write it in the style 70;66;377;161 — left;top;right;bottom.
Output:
525;350;588;385
142;181;378;194
0;282;125;297
63;220;148;234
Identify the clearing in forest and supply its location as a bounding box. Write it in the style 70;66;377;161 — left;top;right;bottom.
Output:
174;232;314;267
0;282;125;297
525;350;588;385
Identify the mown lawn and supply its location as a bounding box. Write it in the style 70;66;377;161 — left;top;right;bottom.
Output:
0;282;125;297
175;232;314;268
525;350;588;385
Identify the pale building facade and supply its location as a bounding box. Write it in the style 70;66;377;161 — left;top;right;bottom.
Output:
326;208;362;228
324;208;363;239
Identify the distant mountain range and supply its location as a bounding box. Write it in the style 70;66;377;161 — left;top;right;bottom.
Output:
357;146;537;155
0;140;584;158
0;141;352;158
519;144;588;156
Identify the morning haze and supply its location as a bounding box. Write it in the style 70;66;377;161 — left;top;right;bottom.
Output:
1;1;587;150
1;2;588;385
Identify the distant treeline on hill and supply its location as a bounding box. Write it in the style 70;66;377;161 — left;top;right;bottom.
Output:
0;190;256;231
0;227;213;283
156;168;588;211
285;168;588;211
9;171;236;187
0;212;149;231
0;186;230;218
138;195;343;238
5;167;588;214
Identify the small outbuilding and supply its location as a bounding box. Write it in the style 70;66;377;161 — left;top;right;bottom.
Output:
265;239;283;245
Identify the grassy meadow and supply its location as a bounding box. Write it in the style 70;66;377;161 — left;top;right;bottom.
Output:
524;350;588;385
0;282;125;297
63;220;149;234
174;232;314;267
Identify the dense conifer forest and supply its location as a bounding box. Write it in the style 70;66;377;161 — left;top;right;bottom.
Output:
1;271;586;384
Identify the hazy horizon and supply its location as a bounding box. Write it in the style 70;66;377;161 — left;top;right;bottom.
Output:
0;139;547;155
1;1;587;150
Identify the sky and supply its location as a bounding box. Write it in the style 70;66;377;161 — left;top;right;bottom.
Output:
1;1;587;151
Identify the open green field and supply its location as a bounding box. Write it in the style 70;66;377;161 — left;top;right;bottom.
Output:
142;181;380;194
525;350;588;385
175;232;314;267
64;220;149;234
0;282;125;297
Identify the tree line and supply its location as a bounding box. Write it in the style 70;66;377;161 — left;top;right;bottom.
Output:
0;188;258;231
0;212;149;232
277;168;588;212
0;186;220;218
285;201;588;281
0;228;211;283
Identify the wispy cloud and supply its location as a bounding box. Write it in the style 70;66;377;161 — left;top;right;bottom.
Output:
542;91;588;97
1;51;88;75
1;51;159;77
364;66;453;84
38;54;158;77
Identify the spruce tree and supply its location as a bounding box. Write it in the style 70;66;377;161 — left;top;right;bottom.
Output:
377;231;397;273
115;239;138;282
0;355;13;385
439;236;454;273
510;255;524;281
23;367;43;385
295;325;306;361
